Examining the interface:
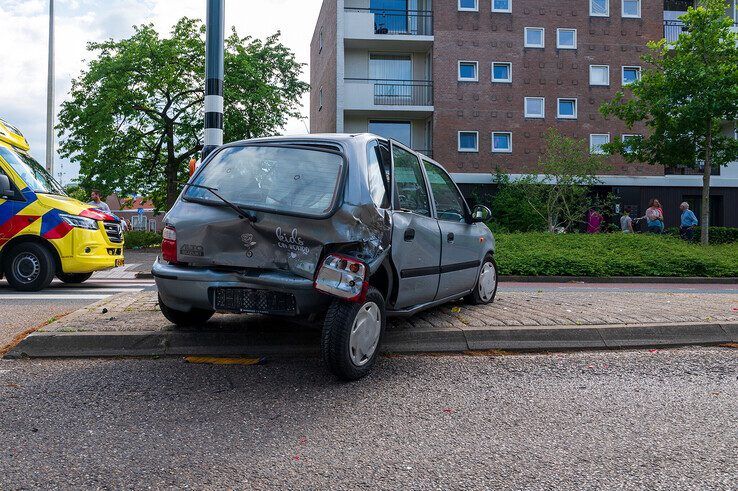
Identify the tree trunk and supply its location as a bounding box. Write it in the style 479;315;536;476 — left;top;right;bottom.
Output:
165;123;178;210
700;125;712;246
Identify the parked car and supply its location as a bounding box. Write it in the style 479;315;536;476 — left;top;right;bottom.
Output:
153;134;497;380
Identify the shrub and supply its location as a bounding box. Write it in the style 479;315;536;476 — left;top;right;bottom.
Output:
495;233;738;277
664;227;738;245
124;231;162;249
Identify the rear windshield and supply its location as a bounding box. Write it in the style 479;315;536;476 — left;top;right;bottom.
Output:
185;145;344;217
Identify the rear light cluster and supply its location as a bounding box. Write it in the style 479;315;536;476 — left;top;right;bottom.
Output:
162;226;177;263
314;254;368;302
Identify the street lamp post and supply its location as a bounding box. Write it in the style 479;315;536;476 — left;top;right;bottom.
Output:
203;0;225;160
45;0;55;174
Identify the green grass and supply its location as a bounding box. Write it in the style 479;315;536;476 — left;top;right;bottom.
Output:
495;233;738;277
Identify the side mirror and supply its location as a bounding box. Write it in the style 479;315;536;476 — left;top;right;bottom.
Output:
471;205;492;223
0;174;15;199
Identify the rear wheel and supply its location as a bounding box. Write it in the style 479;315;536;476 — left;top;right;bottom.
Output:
321;287;386;381
158;294;215;327
465;255;498;305
3;242;56;292
57;272;93;284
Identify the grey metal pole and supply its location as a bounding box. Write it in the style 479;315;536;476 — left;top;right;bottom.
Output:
203;0;224;160
45;0;55;174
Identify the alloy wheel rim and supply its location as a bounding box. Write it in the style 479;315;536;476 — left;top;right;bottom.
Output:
13;253;41;284
349;302;382;367
478;262;497;302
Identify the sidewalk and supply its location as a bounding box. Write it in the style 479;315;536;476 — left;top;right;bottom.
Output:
7;289;738;359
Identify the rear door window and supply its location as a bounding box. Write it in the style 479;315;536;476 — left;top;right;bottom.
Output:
392;145;430;217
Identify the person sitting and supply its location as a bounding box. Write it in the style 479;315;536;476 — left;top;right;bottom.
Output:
679;202;699;241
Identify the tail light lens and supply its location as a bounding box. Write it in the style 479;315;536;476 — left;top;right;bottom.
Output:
161;226;177;263
314;254;368;302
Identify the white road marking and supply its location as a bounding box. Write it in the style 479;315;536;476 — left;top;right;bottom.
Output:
0;278;156;301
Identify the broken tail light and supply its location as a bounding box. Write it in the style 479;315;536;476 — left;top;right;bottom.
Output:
161;226;177;263
314;254;368;302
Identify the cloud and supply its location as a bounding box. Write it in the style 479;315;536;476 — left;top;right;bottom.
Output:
0;0;322;185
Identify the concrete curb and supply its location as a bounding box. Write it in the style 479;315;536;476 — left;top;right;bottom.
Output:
6;323;738;359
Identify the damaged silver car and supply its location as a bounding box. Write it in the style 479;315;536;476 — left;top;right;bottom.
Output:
153;134;497;380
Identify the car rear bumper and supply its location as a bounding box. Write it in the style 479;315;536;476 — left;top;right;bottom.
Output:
152;258;332;315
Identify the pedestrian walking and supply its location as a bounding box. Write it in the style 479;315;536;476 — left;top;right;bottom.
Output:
679;202;699;241
642;199;664;234
89;189;111;213
620;208;634;233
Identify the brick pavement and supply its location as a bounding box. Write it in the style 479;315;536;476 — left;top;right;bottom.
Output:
39;290;738;335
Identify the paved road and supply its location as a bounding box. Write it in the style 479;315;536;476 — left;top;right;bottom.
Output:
1;348;736;490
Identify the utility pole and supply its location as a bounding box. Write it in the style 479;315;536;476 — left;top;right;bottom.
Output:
45;0;55;174
203;0;225;160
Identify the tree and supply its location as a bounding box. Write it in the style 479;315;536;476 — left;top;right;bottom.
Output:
57;18;309;210
601;0;738;245
516;129;613;233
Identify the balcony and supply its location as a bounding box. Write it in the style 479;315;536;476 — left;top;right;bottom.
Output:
343;6;433;50
344;79;433;113
664;19;738;43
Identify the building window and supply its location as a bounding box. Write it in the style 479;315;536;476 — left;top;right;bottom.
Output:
622;0;641;17
492;0;512;13
319;87;323;111
590;0;609;16
622;134;641;153
458;131;479;152
589;65;610;86
590;134;610;154
458;61;479;82
622;66;641;85
557;29;577;49
492;132;513;153
319;26;324;53
492;62;512;83
557;98;578;119
524;97;545;118
524;27;545;48
458;0;478;11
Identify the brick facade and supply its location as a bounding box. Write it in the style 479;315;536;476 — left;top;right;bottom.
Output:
310;0;338;133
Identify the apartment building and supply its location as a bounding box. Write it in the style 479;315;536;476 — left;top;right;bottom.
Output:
310;0;738;227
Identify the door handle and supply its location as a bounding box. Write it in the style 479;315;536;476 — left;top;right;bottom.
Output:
447;232;455;243
404;228;416;242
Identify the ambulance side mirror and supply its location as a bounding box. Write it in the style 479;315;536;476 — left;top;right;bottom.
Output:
0;175;15;199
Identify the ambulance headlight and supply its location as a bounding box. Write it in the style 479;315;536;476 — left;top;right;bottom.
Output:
60;213;99;230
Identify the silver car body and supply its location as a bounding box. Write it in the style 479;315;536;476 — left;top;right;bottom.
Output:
153;133;495;317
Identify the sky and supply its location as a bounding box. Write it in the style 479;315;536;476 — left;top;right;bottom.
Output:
0;0;323;185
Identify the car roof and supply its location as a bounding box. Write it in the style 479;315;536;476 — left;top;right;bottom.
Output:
233;133;384;147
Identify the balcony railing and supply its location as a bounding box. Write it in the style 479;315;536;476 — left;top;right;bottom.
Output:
345;8;433;36
372;80;433;106
665;19;738;43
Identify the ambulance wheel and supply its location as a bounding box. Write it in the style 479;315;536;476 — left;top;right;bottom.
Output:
321;287;386;382
57;272;93;284
3;242;57;292
158;294;214;327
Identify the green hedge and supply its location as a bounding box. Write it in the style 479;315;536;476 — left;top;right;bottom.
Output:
663;227;738;245
124;231;162;249
495;233;738;277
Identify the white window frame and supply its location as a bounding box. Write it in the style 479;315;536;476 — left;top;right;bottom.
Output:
622;134;640;152
524;97;545;118
556;28;577;49
458;61;479;82
589;65;610;86
590;134;610;154
590;0;610;17
557;98;578;119
524;27;545;48
622;66;641;85
458;131;479;153
621;0;641;18
492;132;513;153
458;0;479;12
491;62;513;83
491;0;512;13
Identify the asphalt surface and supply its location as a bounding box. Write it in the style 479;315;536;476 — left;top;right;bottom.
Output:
1;347;736;490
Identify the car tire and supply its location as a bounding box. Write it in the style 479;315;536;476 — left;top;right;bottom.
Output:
321;287;386;381
465;255;498;305
158;294;215;327
57;272;93;284
3;242;57;292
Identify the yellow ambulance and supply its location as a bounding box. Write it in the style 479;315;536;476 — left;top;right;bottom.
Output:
0;118;124;291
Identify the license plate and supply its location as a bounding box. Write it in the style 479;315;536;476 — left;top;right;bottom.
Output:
115;259;125;267
213;288;296;314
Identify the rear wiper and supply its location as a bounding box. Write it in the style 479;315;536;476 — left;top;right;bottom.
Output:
182;183;257;222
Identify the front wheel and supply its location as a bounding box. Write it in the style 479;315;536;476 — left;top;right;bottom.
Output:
321;287;386;381
465;255;498;305
57;272;93;284
158;294;215;328
3;242;56;292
